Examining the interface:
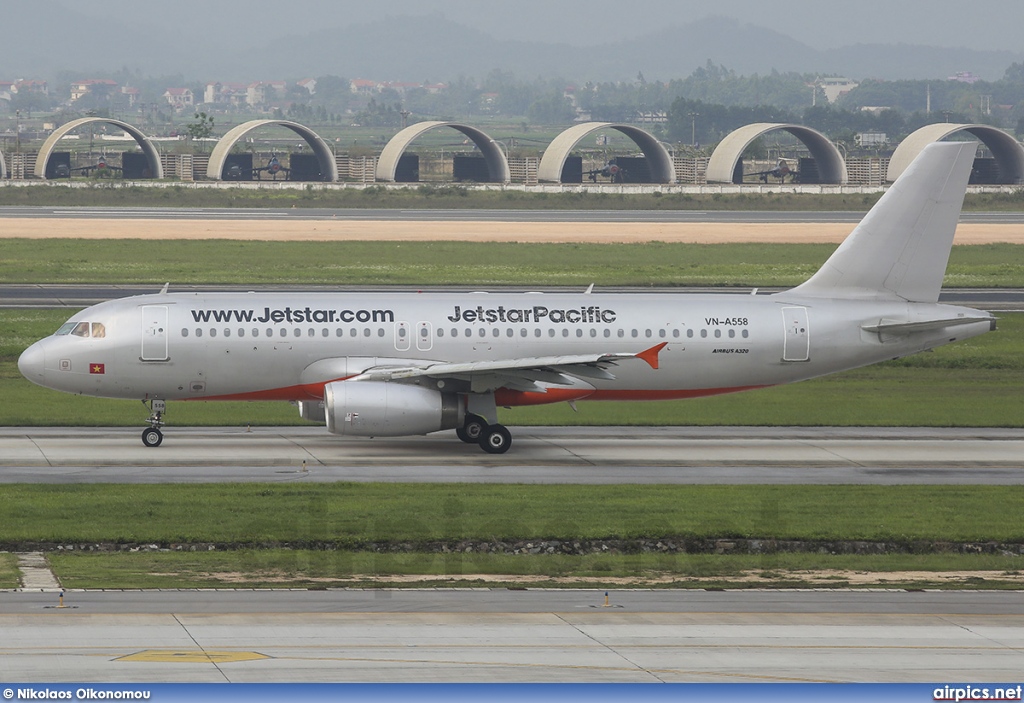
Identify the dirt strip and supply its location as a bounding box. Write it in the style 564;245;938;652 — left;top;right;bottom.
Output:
1;218;1022;244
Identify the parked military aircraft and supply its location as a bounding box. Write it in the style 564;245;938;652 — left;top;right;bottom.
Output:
585;159;626;183
19;142;993;453
749;158;793;183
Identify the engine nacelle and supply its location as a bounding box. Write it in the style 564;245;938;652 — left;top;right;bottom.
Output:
324;381;463;437
297;400;326;423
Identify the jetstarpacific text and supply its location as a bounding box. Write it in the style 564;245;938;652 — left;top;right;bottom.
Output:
447;305;616;324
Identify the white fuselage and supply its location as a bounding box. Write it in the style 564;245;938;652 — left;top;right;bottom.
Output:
18;289;993;406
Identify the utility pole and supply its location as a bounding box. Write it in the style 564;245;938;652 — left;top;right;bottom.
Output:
688;111;699;146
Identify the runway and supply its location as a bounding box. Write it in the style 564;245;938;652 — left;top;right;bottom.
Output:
3;283;1023;311
1;426;1022;484
1;205;1023;224
1;590;1023;682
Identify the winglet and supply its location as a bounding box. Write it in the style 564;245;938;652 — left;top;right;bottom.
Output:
636;342;668;370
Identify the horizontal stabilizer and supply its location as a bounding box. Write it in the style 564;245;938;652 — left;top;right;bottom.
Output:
862;316;995;335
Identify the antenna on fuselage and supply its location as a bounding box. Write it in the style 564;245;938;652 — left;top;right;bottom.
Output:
159;282;169;295
584;283;594;295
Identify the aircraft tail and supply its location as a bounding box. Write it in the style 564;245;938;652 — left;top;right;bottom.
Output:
789;141;976;303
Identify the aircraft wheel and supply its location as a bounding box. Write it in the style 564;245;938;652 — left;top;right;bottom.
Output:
457;414;487;444
479;424;512;454
142;427;163;447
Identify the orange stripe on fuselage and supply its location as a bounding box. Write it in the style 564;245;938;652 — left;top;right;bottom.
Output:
194;382;770;404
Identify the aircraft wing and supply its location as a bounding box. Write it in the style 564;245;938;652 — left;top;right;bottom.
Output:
350;342;667;394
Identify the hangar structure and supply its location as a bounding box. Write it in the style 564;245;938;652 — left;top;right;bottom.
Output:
537;122;675;184
206;119;338;181
886;123;1024;184
0;150;6;179
33;117;164;180
375;121;510;183
706;123;848;184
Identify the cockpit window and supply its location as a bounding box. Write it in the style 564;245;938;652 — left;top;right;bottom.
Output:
60;321;107;338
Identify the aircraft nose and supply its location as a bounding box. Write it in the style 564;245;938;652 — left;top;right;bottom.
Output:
18;342;45;383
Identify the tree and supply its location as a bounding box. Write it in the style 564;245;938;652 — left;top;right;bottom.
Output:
186;112;215;153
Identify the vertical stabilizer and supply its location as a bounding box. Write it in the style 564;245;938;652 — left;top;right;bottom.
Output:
789;141;976;302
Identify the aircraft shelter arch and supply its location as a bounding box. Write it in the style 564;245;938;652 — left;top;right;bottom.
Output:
375;121;510;183
206;119;338;181
706;123;847;184
34;118;164;179
537;122;675;183
887;123;1024;183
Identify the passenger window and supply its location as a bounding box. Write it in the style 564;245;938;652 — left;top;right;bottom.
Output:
547;329;555;338
687;329;694;338
672;329;680;338
196;329;203;338
617;329;624;338
377;328;385;337
631;329;638;338
492;328;500;338
72;322;91;337
506;329;513;337
321;329;328;338
437;328;445;338
659;329;666;338
363;329;370;337
714;329;722;338
728;329;735;338
700;329;707;338
590;329;597;337
279;329;287;338
350;329;357;337
603;329;610;338
562;329;569;338
239;328;245;337
210;329;217;338
742;329;749;338
575;329;582;338
534;329;541;337
293;328;301;338
182;328;189;338
464;329;471;337
223;329;231;337
645;329;652;338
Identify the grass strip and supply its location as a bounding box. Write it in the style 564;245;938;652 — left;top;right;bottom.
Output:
0;553;20;589
47;551;1024;590
4;484;1024;545
1;240;1023;287
1;182;1023;212
3;312;1022;428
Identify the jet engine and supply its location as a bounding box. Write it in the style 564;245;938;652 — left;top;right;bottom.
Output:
324;381;463;437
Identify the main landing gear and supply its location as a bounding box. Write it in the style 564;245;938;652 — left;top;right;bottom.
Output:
141;399;166;447
456;413;513;454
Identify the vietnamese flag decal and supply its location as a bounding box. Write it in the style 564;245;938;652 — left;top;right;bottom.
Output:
89;363;105;375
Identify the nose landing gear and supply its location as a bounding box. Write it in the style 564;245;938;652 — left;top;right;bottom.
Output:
141;398;166;447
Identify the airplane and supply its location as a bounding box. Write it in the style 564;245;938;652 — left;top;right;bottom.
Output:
70;156;123;177
585;159;626;183
749;158;793;183
252;154;289;181
18;142;995;454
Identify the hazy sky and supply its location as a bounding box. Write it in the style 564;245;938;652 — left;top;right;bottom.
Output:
63;0;1024;51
